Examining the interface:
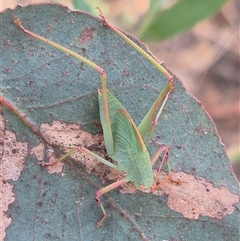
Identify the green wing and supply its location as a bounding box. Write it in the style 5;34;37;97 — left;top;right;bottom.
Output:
113;109;153;189
98;90;126;155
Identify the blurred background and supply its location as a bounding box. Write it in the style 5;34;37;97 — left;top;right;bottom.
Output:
2;0;239;180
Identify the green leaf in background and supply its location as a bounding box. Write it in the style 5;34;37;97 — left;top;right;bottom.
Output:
1;4;239;241
139;0;228;41
71;0;93;13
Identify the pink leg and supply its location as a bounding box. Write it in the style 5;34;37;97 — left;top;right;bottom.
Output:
151;146;170;190
94;178;126;227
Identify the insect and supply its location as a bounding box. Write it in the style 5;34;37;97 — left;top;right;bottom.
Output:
13;13;174;227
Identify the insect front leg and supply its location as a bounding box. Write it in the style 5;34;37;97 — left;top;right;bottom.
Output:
150;145;170;190
149;127;186;192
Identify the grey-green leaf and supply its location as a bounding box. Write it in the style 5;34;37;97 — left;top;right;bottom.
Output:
1;4;239;241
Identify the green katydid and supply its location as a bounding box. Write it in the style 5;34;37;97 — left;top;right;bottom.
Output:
13;13;174;227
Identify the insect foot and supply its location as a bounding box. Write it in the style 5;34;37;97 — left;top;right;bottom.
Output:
94;193;107;227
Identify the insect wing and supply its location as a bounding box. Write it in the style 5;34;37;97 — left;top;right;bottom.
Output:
98;90;126;139
113;109;153;188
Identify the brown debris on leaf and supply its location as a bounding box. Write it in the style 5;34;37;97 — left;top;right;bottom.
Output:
39;121;125;182
30;143;45;161
78;27;95;45
1;112;28;240
151;171;239;220
40;121;102;172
